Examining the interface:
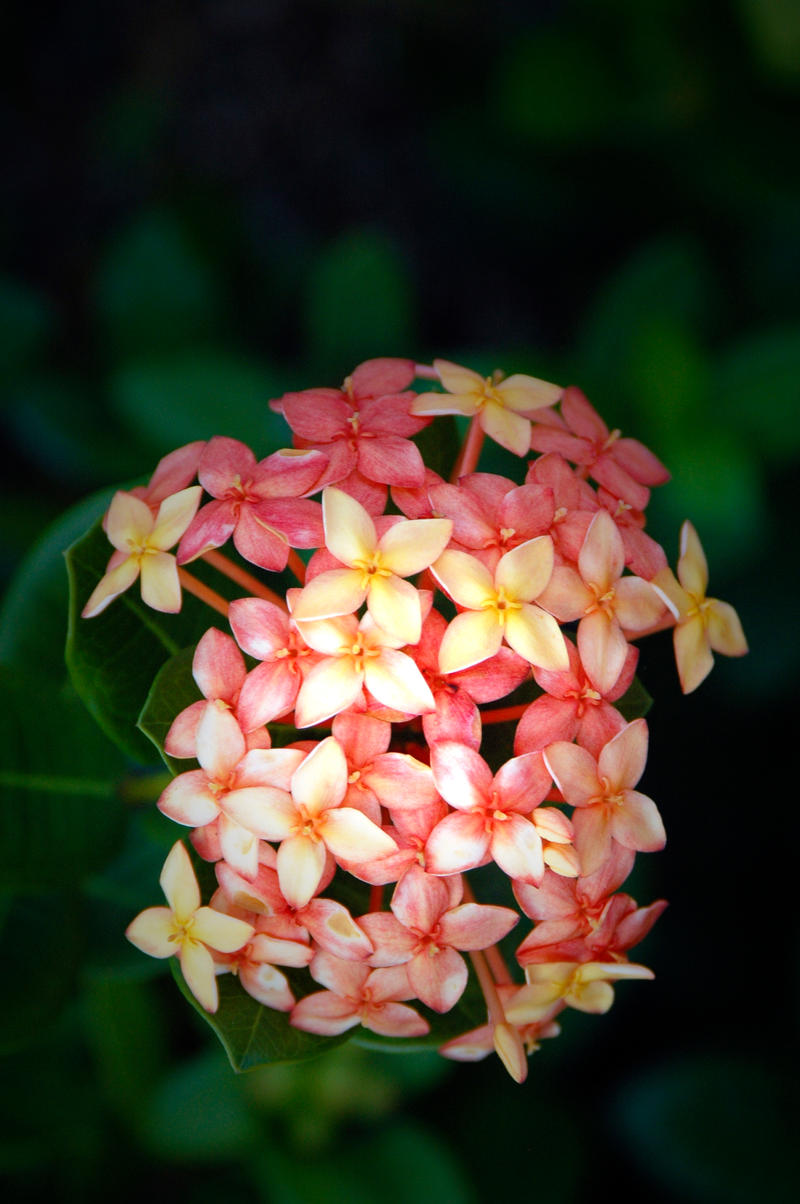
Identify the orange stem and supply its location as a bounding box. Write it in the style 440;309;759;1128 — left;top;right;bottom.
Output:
450;415;485;481
201;549;288;610
178;569;230;618
462;877;514;986
369;883;384;913
287;548;307;585
480;702;529;725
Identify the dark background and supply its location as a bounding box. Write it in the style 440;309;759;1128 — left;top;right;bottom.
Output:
1;2;797;1201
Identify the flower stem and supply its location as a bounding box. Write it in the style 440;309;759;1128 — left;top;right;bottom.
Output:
287;549;307;585
450;416;484;480
480;703;529;726
178;569;230;618
462;877;514;986
201;549;288;610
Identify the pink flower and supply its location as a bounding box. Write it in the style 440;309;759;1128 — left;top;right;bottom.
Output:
164;626;272;757
544;718;666;876
177;436;328;570
537;509;666;694
236;736;397;909
530;387;669;510
514;637;636;759
290;952;429;1038
275;357;428;510
424;743;554;884
227;597;320;728
291;612;436;728
360;865;519;1012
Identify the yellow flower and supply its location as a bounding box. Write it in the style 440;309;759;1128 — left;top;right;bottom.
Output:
651;520;748;694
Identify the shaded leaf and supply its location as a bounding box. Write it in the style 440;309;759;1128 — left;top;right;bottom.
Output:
0;668;126;892
0;490;113;679
0;892;82;1054
65;519;247;763
172;963;351;1071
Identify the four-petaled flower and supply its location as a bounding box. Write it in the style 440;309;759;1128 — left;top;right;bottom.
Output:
125;841;254;1013
651;520;748;693
412;359;563;456
83;486;202;617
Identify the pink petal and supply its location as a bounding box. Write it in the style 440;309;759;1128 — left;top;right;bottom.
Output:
424;810;491;875
429;742;493;811
408;945;467;1012
598;718;648;791
192;627;246;701
490;815;545;884
439;903;518;951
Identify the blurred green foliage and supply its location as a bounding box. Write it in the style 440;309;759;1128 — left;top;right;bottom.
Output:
1;0;798;1201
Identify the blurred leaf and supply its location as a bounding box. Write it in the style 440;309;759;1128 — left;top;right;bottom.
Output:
574;236;716;418
254;1118;476;1204
0;892;82;1053
0;489;112;680
0;277;54;383
712;326;800;464
143;1047;258;1162
736;0;800;81
0;668;126;892
4;374;152;487
94;210;224;359
305;229;414;375
494;30;622;144
646;428;765;579
83;976;168;1127
617;1055;798;1203
110;347;291;455
65;519;242;764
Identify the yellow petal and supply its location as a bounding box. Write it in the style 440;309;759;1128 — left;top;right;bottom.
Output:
323;487;376;566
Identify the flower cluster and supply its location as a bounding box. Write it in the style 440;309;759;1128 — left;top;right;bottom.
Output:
87;356;747;1082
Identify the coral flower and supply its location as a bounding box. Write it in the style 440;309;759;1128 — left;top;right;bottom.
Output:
125;841;254;1013
83;485;202;617
651;520;748;693
412;359;563;456
177;436;328;570
290;953;429;1038
544;718;666;876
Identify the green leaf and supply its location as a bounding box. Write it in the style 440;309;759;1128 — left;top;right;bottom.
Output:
65;519;249;764
110;347;291;457
137;645;200;772
0;892;82;1054
305;229;414;375
0;489;113;680
615;674;653;722
172;964;351;1071
143;1047;258;1161
0;668;126;892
